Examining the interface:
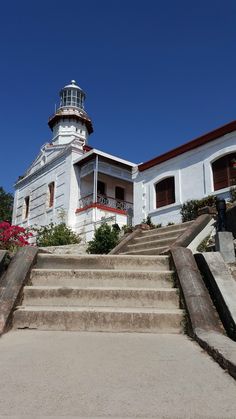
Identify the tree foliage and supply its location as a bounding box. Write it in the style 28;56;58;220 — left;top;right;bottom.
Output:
0;187;13;222
36;223;81;247
87;223;120;254
180;195;217;222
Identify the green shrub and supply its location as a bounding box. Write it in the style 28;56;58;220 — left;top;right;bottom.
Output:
230;186;236;203
141;216;162;229
196;235;211;252
36;223;80;247
180;195;217;222
87;223;119;254
122;225;134;234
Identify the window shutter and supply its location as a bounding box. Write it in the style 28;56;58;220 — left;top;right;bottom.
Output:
156;177;175;208
213;156;228;190
49;182;55;207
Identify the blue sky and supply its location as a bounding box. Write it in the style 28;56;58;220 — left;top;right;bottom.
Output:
1;0;236;192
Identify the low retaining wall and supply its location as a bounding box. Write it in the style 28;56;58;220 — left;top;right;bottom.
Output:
195;252;236;340
109;228;142;255
171;246;236;380
171;214;213;249
0;247;38;335
39;243;87;255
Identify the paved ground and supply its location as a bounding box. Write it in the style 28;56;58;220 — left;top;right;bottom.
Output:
0;331;236;418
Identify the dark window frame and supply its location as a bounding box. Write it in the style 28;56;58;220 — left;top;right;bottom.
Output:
48;182;55;208
155;177;175;209
24;196;30;219
212;153;236;191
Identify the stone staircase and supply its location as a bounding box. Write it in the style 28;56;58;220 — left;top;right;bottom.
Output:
119;221;194;255
13;253;184;333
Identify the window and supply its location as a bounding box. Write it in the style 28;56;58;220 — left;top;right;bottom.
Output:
115;186;125;201
97;181;106;195
24;196;30;219
212;153;236;191
48;182;55;208
155;177;175;208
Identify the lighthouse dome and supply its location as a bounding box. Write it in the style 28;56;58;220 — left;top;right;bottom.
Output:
59;80;85;109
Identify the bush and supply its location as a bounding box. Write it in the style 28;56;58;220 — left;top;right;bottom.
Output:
0;221;32;251
230;186;236;203
87;223;120;254
180;195;217;222
142;217;162;229
36;222;80;247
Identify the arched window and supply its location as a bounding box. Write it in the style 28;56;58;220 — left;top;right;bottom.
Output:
156;177;175;208
48;182;55;208
212;153;236;191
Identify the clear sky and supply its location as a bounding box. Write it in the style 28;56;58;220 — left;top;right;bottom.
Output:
1;0;236;192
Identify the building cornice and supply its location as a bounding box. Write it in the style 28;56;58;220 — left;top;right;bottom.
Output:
138;120;236;172
15;144;82;188
48;108;93;134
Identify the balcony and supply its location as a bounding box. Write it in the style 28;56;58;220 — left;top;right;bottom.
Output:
78;193;133;213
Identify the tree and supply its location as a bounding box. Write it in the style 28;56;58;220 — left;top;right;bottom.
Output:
87;223;120;254
0;187;13;222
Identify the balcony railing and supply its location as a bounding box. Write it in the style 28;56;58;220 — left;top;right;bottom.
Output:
79;193;133;212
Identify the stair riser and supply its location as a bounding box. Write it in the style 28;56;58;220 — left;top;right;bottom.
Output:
23;289;179;309
13;310;183;333
121;247;169;256
36;255;170;271
141;222;192;236
134;232;182;242
127;239;176;251
31;270;175;289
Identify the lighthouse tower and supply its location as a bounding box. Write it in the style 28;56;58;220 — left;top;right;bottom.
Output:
48;80;93;147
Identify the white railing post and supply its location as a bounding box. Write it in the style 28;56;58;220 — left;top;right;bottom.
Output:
93;155;98;203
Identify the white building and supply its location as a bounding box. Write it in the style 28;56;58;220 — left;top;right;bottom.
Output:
12;81;135;241
133;121;236;226
13;80;236;239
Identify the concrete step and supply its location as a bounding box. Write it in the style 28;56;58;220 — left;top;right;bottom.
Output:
23;286;179;309
36;254;170;271
13;306;184;333
141;221;193;236
31;269;175;288
120;246;169;256
134;231;181;243
126;237;177;251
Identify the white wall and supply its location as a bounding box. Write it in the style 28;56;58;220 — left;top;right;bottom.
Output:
133;131;236;226
13;152;72;229
52;119;88;145
75;206;128;242
97;173;133;203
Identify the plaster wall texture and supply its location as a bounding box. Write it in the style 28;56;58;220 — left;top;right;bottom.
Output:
52;119;88;145
13;151;73;228
75;207;126;241
96;172;133;203
133;131;236;225
80;159;133;183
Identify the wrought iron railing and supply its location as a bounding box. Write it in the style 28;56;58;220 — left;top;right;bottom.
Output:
78;193;133;212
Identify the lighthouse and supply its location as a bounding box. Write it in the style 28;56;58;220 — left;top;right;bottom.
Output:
48;80;93;147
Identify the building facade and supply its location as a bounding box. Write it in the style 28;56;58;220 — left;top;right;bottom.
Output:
12;81;135;241
133;121;236;226
13;80;236;239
